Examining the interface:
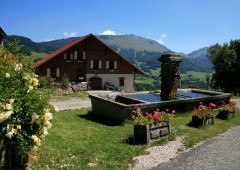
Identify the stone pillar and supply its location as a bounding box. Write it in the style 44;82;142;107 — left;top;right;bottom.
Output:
159;54;183;100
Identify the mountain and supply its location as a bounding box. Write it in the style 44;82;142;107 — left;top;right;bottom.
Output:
187;47;213;72
4;34;213;73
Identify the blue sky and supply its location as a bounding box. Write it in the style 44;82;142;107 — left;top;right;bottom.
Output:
1;0;240;54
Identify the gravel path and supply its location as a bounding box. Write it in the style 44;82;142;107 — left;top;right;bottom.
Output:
132;99;240;170
132;137;185;170
49;91;115;110
50;98;91;110
151;126;240;170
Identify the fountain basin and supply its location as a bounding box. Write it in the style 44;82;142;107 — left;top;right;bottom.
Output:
89;89;231;123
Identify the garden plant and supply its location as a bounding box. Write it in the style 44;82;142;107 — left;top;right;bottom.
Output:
0;44;58;168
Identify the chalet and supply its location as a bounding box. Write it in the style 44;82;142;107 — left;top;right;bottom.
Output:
34;34;144;91
0;27;7;46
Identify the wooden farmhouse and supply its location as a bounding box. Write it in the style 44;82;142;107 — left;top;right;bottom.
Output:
34;34;144;91
0;27;7;46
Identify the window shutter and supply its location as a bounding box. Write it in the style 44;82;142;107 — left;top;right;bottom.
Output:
83;51;86;60
56;68;60;77
106;61;109;69
47;68;50;77
99;60;102;69
70;53;73;59
74;51;78;59
64;53;67;59
114;61;117;69
90;60;93;69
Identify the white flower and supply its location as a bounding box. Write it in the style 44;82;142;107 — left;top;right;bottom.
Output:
0;114;6;123
44;110;53;121
5;104;13;111
9;99;14;104
43;127;48;136
35;118;43;125
5;73;10;78
5;131;15;139
44;120;52;129
4;110;13;118
15;63;22;71
27;85;33;93
51;105;59;112
32;77;39;86
32;114;39;122
31;135;41;146
23;73;31;80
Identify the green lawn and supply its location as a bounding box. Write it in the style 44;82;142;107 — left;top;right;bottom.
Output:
30;108;240;170
181;71;211;82
31;51;48;60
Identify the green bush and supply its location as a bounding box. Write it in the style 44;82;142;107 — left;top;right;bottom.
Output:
60;73;70;89
0;44;58;167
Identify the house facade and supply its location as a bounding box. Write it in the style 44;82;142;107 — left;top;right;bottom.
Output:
0;27;7;46
34;34;144;91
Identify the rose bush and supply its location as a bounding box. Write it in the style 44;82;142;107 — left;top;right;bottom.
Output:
0;45;58;167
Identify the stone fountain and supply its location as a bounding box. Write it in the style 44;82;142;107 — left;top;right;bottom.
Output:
89;53;232;123
159;54;183;100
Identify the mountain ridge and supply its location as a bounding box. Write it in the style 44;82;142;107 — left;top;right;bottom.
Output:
4;34;213;73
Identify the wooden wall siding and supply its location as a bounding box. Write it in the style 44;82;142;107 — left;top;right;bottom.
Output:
37;35;137;82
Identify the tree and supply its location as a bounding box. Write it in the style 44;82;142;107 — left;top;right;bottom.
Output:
207;40;240;92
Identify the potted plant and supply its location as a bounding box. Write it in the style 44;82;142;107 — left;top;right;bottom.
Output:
132;108;175;144
192;102;216;127
217;100;237;119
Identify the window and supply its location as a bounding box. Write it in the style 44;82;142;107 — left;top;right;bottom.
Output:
77;69;83;80
106;61;117;70
47;68;50;77
91;60;101;70
74;51;78;59
77;55;83;62
56;68;60;77
66;53;71;62
50;68;56;78
119;77;125;86
109;61;114;70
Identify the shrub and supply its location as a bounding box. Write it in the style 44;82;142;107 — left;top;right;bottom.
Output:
60;73;70;89
0;45;58;167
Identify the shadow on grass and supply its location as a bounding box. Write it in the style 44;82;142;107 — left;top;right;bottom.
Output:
187;121;201;128
78;111;123;126
122;136;139;145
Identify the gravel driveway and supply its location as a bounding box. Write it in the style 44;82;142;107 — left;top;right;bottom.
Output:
49;91;116;110
151;126;240;170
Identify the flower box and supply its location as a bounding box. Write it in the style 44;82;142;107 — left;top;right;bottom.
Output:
192;115;214;127
217;110;235;120
134;121;171;144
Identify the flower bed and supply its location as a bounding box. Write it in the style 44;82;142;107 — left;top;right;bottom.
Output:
191;102;216;127
217;100;237;120
132;108;174;144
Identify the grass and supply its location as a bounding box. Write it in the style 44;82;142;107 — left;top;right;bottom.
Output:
37;87;89;101
31;51;48;60
181;71;211;81
50;90;89;101
29;108;240;170
135;78;158;84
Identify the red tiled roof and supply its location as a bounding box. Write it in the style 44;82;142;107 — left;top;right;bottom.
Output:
33;34;144;74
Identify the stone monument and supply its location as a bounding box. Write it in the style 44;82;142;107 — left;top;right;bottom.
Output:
159;54;183;100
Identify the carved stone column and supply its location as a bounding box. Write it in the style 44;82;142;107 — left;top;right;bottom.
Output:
159;54;183;100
